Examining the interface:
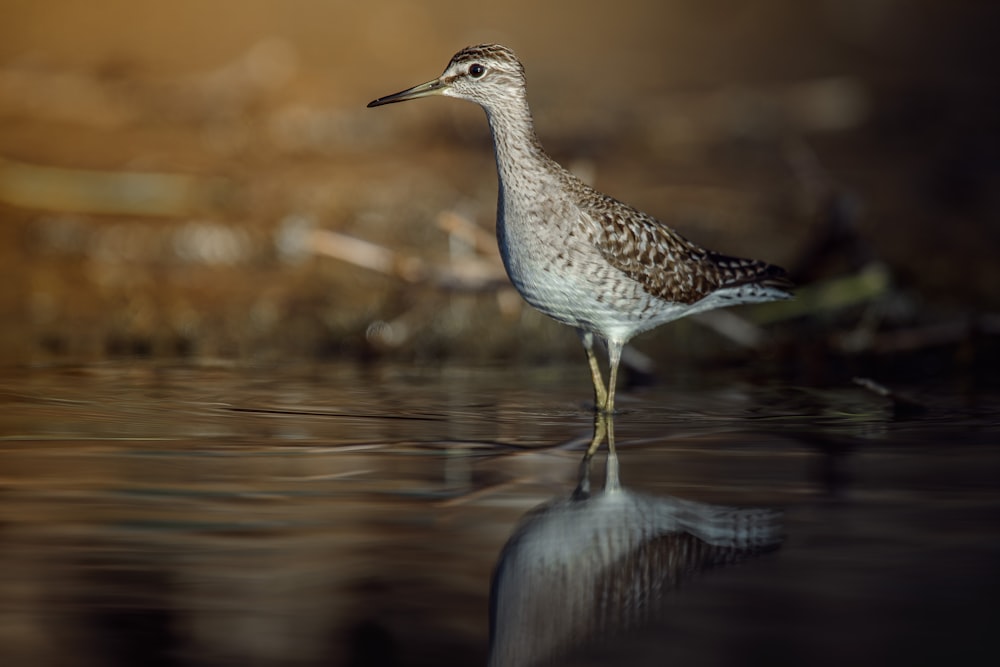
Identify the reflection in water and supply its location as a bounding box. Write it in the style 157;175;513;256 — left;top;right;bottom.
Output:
5;366;997;665
489;414;782;667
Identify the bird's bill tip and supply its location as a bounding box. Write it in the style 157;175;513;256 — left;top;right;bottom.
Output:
367;79;446;108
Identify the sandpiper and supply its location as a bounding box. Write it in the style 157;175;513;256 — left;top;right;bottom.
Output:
368;44;792;413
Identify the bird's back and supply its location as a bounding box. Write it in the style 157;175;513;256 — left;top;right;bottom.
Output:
576;181;792;306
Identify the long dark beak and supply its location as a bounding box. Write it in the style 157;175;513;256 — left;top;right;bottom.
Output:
367;78;446;108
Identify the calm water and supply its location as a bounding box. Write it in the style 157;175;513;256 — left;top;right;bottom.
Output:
0;362;997;666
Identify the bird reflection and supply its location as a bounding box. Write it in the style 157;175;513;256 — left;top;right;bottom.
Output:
488;413;782;667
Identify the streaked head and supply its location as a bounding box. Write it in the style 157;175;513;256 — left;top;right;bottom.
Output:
367;44;526;110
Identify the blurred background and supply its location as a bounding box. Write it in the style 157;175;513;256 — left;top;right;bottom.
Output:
2;0;999;378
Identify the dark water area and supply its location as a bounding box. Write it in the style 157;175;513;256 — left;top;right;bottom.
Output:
0;362;997;666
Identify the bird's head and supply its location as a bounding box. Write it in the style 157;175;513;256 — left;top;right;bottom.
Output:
368;44;526;110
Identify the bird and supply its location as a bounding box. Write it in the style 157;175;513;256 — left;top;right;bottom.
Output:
368;44;792;413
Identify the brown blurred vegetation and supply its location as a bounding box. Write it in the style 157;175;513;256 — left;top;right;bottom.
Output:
2;1;998;375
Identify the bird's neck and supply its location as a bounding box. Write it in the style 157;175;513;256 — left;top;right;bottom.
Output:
482;96;557;190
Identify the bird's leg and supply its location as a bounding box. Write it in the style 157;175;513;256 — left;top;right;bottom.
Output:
578;330;608;411
603;339;624;414
604;412;620;493
575;411;609;499
583;410;608;460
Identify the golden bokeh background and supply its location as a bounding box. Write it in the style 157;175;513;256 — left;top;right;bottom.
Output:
3;1;997;367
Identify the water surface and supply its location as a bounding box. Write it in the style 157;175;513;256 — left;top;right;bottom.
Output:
1;363;997;666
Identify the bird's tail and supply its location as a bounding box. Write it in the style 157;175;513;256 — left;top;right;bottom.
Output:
711;252;794;296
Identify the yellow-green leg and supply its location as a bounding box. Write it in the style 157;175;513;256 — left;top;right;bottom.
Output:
578;331;608;411
604;339;624;415
575;411;609;499
577;412;620;495
583;410;609;460
604;410;620;492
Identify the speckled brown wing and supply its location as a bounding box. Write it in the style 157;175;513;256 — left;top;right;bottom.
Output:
589;195;792;305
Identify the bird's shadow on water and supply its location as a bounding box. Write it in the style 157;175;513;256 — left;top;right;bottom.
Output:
486;413;783;667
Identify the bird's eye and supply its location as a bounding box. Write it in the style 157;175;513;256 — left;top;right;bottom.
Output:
468;63;486;78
